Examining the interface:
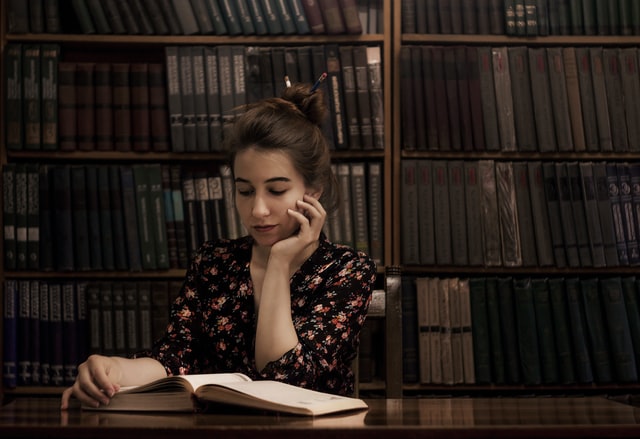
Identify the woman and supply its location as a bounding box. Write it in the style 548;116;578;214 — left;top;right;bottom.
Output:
61;80;376;409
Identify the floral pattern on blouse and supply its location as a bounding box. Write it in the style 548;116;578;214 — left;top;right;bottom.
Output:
138;234;376;396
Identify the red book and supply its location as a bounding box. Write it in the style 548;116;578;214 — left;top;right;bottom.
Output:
76;62;96;151
130;63;151;152
95;63;114;151
57;62;77;151
149;63;170;152
112;63;132;152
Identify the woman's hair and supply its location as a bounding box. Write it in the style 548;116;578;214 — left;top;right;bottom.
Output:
223;82;340;215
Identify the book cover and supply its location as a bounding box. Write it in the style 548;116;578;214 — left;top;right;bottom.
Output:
589;47;613;151
574;46;601;152
119;166;143;272
75;62;96;151
491;46;517;152
580;278;613;383
3;164;17;270
85;166;103;270
415;277;431;384
51;165;75;271
513;162;538;266
495;161;522;267
567;161;594;267
366;45;384;150
70;165;91;271
621;277;640;376
599;277;638;382
603;47;629;152
14;164;28;270
562;46;586;151
178;46;197;152
546;47;575;151
485;277;505;384
468;277;491;384
127;63;151;152
349;162;369;254
593;161;620;266
318;0;347;34
148;63;170;152
555;162;581;267
531;278;559;384
539;162;565;267
416;160;435;265
547;278;577;384
513;278;542;385
94;63;114;151
507;46;537;152
401;160;420;265
112;63;132;152
464;161;484;266
3;279;18;388
579;162;607;267
477;46;500;151
164;46;184;152
448;160;468;265
479;160;501;266
527;47;557;152
22;44;41;151
433;160;452;265
497;277;521;384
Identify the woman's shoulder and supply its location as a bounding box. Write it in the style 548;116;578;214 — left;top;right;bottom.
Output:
319;236;377;273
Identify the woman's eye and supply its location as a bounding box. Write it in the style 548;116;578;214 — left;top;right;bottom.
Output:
270;189;286;195
237;189;253;196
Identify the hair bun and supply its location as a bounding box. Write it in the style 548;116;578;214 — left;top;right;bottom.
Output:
280;82;328;127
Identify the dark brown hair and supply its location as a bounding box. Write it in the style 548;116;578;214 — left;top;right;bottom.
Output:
223;83;340;214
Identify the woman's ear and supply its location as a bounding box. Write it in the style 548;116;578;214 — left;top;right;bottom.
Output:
307;188;323;200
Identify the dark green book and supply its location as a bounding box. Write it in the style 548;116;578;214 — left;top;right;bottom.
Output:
531;278;559;383
15;164;28;270
513;278;541;385
97;166;115;271
22;44;41;151
469;277;492;384
497;277;521;384
40;44;59;151
4;44;22;151
580;277;613;383
132;165;157;270
85;166;103;271
564;277;594;383
622;277;640;375
3;164;17;270
26;164;40;271
547;278;576;384
599;277;637;382
70;166;91;271
485;277;505;384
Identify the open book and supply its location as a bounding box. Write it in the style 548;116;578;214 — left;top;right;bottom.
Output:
82;373;368;416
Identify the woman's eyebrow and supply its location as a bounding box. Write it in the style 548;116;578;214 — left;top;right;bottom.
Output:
234;177;291;184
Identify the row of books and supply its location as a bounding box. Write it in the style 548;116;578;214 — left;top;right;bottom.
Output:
401;159;640;269
2;161;383;272
403;275;640;386
400;45;640;153
3;43;384;152
7;0;381;36
401;1;640;36
2;279;173;388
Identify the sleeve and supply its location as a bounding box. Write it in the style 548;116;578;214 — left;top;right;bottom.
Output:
259;250;377;394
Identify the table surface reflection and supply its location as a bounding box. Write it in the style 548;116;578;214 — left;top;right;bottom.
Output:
1;395;640;438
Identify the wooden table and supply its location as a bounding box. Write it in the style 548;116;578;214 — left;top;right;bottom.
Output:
2;395;640;438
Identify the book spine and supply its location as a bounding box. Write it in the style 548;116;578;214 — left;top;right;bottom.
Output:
3;164;17;270
22;44;42;151
3;280;18;388
76;62;96;151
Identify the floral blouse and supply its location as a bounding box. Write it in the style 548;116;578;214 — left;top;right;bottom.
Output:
140;234;376;396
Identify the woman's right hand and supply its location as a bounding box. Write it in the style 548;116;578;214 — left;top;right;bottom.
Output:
60;354;124;410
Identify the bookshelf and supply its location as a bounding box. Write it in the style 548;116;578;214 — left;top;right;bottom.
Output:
393;1;640;395
0;0;394;397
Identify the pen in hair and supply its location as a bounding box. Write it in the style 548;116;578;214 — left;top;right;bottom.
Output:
310;72;327;92
284;75;292;88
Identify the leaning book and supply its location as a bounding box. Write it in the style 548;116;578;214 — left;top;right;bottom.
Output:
82;373;368;416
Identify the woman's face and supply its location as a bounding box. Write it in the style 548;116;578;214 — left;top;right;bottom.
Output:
233;147;309;247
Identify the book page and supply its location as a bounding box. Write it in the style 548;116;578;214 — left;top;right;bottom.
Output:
119;372;252;394
197;380;368;416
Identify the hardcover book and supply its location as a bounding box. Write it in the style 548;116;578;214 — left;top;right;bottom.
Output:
83;373;368;415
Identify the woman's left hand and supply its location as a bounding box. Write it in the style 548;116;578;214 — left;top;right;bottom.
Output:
270;194;326;268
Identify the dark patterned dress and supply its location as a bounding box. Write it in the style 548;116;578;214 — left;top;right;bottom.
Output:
138;234;376;396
